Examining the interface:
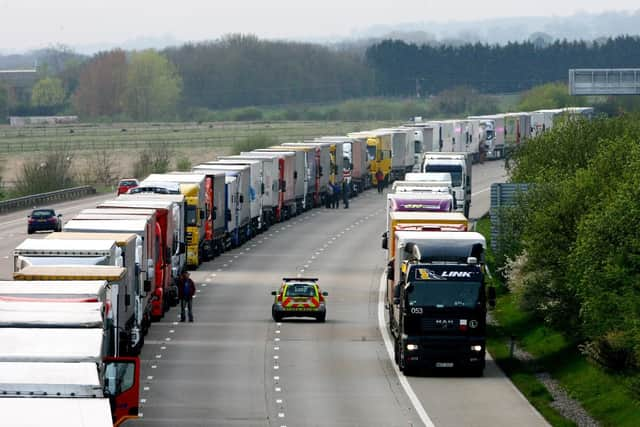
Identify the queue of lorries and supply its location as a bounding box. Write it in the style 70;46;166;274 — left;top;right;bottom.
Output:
0;106;592;426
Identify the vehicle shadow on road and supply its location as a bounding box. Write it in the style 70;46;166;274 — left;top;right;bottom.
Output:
407;359;503;379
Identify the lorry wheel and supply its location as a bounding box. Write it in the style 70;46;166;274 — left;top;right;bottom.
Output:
394;340;400;364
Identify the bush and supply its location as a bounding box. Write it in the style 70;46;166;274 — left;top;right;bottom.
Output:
14;150;75;196
175;157;192;171
133;144;172;178
79;150;117;185
231;134;275;155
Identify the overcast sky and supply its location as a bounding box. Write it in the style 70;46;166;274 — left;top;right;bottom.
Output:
2;0;639;51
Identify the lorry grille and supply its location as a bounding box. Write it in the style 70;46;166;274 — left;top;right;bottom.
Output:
421;318;457;331
186;231;193;244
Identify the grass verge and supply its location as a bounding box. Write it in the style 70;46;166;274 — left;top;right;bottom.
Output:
477;217;640;427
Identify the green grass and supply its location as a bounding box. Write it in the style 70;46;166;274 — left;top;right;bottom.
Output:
477;217;640;427
0;120;396;154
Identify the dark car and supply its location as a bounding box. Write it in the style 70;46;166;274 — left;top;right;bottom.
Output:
116;178;139;195
271;278;327;322
27;209;62;234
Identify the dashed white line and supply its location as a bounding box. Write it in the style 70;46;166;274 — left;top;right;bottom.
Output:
377;272;434;427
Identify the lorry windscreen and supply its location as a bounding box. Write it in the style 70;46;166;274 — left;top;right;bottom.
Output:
186;206;197;226
407;281;480;308
424;165;462;187
366;146;376;161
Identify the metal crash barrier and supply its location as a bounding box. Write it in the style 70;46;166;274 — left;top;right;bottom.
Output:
0;186;96;214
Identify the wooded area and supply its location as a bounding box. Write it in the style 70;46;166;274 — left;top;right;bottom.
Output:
498;115;640;382
366;36;640;95
2;35;640;121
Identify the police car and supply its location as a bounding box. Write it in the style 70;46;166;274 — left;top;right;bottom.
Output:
271;278;327;322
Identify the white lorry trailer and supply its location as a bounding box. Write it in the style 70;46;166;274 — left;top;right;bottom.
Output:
422;152;472;217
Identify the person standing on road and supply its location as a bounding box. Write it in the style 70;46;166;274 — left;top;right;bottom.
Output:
333;182;341;209
375;169;384;194
342;180;350;209
326;182;334;208
178;271;196;322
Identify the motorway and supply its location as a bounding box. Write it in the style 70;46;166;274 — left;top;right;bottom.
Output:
0;161;549;426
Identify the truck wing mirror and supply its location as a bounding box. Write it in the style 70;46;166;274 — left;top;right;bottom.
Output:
293;171;298;179
199;210;205;220
125;293;131;306
239;195;244;203
261;183;265;195
322;291;328;296
488;286;497;309
271;291;277;296
143;280;151;293
381;232;388;250
177;242;186;255
281;180;286;192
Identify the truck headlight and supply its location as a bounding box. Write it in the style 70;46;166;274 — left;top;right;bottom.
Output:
471;345;483;352
406;344;419;351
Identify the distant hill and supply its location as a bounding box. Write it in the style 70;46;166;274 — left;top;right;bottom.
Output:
342;9;640;47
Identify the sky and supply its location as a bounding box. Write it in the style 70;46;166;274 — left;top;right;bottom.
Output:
1;0;639;52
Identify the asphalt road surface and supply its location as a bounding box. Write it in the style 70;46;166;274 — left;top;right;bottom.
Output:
0;160;547;426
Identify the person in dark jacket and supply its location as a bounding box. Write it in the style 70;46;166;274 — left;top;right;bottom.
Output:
332;182;341;208
342;180;350;208
375;170;384;194
178;271;196;322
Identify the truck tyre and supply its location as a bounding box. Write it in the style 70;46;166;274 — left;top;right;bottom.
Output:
394;340;400;364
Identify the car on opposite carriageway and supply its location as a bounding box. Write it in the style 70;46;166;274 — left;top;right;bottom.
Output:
27;208;62;234
271;278;328;322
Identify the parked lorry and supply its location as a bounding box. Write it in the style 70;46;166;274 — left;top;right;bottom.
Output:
240;152;286;222
216;156;277;226
388;231;494;376
192;164;252;246
0;326;140;426
349;130;392;186
97;195;187;294
243;150;296;219
283;142;331;205
256;148;306;214
275;144;319;208
143;173;212;267
468;114;504;159
11;264;143;356
503;112;531;155
383;211;469;260
314;136;366;193
385;128;415;180
200;162;264;232
422;152;472;217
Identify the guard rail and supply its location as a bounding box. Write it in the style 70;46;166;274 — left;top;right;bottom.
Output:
0;186;96;214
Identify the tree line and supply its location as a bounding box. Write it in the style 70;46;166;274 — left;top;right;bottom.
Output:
497;114;640;380
2;34;640;121
365;36;640;96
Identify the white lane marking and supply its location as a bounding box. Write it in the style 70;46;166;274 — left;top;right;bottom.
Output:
377;272;434;427
276;399;283;404
202;283;207;287
274;365;279;370
155;355;162;359
147;376;153;380
169;330;175;333
151;365;157;369
143;386;150;391
274;346;279;351
273;355;279;360
165;338;171;341
172;322;178;325
278;413;285;418
274;376;280;381
160;346;166;350
140;398;147;403
275;387;281;392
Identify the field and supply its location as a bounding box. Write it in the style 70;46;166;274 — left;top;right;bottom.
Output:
0;120;395;184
